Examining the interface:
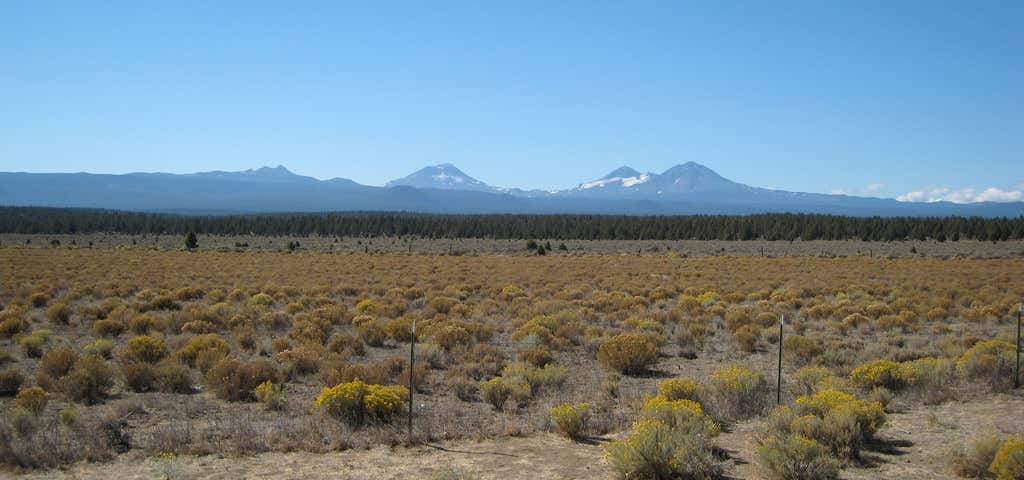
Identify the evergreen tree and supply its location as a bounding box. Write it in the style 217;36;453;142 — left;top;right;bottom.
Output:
184;231;198;250
0;207;1020;242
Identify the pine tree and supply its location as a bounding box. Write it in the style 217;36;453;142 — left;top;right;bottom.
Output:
184;231;198;250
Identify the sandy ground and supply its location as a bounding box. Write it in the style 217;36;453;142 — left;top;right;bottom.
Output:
10;392;1022;480
9;433;612;480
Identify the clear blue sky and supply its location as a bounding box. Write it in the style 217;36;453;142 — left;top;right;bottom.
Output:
1;1;1021;202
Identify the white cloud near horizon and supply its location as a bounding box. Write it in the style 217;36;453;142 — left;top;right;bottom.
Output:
896;185;1023;203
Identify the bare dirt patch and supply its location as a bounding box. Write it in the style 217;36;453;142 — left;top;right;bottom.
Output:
16;433;612;480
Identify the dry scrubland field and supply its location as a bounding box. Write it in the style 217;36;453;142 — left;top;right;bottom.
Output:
4;233;1024;258
0;245;1022;479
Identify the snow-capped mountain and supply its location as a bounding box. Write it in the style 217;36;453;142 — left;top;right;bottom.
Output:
567;162;751;198
575;166;652;190
385;164;496;192
1;162;1022;216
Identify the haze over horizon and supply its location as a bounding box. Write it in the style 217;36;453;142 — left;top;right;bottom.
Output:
2;1;1022;203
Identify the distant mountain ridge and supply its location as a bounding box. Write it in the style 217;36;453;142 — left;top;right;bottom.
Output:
0;163;1021;217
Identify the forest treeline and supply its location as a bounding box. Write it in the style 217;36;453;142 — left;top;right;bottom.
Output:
1;207;1022;241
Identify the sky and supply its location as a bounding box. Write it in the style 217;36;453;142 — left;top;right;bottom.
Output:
1;1;1021;202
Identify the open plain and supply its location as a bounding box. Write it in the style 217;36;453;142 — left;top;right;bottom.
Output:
1;243;1022;479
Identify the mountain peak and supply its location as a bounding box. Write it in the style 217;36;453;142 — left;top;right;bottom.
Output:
602;166;641;179
424;163;468;175
250;165;295;176
662;162;714;174
577;166;651;190
385;164;493;192
658;162;737;192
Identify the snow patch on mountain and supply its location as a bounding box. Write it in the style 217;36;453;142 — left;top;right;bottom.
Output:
578;173;651;190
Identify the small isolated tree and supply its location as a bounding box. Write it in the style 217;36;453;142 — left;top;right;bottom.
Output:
184;232;198;250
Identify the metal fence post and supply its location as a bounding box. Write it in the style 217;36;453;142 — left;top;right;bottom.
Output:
409;319;416;442
1016;304;1021;389
777;314;784;405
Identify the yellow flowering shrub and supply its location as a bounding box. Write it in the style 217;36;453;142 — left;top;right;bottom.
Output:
511;315;559;345
769;389;883;463
84;339;115;359
897;357;946;385
795;388;886;440
696;291;719;303
677;295;702;313
708;365;769;420
849;359;903;390
255;380;284;410
316;379;366;418
15;386;48;414
756;434;839;480
957;340;1016;392
176;333;230;367
657;377;700;402
549;402;591;439
314;379;408;425
989;435;1024;480
250;293;274;306
643;395;703;416
603;418;723;479
831;398;886;439
479;377;514;410
598;333;658;374
500;284;526;300
478;362;567;411
427;324;472;351
355;299;380;315
364;385;408;418
795;388;855;417
501;362;568;394
641;395;719;435
897;356;956;403
120;335;168;364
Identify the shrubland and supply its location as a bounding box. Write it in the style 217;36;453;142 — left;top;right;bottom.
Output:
0;247;1020;475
